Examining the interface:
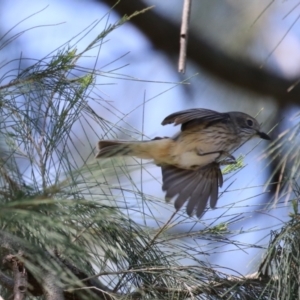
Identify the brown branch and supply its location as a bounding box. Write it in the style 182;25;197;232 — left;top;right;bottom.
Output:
99;0;300;106
10;255;27;300
2;253;28;300
1;253;43;297
178;0;192;73
0;232;116;299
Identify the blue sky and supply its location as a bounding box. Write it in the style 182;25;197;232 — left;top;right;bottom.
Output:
1;0;300;275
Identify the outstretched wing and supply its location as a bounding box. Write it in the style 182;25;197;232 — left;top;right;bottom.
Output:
161;163;223;218
161;108;229;131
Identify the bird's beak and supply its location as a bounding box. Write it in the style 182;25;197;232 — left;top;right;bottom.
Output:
257;131;271;140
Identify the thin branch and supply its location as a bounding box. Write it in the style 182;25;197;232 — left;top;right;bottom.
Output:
10;255;27;300
178;0;192;73
145;210;177;250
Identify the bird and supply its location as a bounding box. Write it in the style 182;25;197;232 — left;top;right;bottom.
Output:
95;108;270;218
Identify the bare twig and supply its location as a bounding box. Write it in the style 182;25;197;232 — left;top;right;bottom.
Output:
178;0;192;73
145;210;177;250
3;254;27;300
12;260;27;300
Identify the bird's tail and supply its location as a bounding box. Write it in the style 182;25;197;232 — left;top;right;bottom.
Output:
96;138;174;163
96;140;137;158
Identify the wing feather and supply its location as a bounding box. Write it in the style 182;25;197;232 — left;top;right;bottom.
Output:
210;167;223;208
161;163;223;217
161;108;228;126
174;175;202;210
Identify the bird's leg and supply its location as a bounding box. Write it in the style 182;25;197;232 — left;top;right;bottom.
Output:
197;150;237;165
218;151;237;165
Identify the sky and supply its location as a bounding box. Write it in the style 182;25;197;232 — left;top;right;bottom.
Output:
1;0;300;275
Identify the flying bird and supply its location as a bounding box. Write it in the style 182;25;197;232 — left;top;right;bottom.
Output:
96;108;270;218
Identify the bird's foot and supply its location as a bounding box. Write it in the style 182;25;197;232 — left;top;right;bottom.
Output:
217;151;237;165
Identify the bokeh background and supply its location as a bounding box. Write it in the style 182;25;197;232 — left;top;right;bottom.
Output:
2;0;300;275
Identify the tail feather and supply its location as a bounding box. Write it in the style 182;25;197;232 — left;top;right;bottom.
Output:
96;138;174;163
96;141;133;158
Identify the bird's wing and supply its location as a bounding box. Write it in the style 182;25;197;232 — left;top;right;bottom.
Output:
162;163;223;218
161;109;229;128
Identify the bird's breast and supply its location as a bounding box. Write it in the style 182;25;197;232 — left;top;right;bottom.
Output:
176;151;220;169
171;127;242;169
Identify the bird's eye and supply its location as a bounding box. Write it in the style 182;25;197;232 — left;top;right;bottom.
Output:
246;119;254;127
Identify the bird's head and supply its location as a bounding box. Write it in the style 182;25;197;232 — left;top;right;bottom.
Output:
229;112;270;141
